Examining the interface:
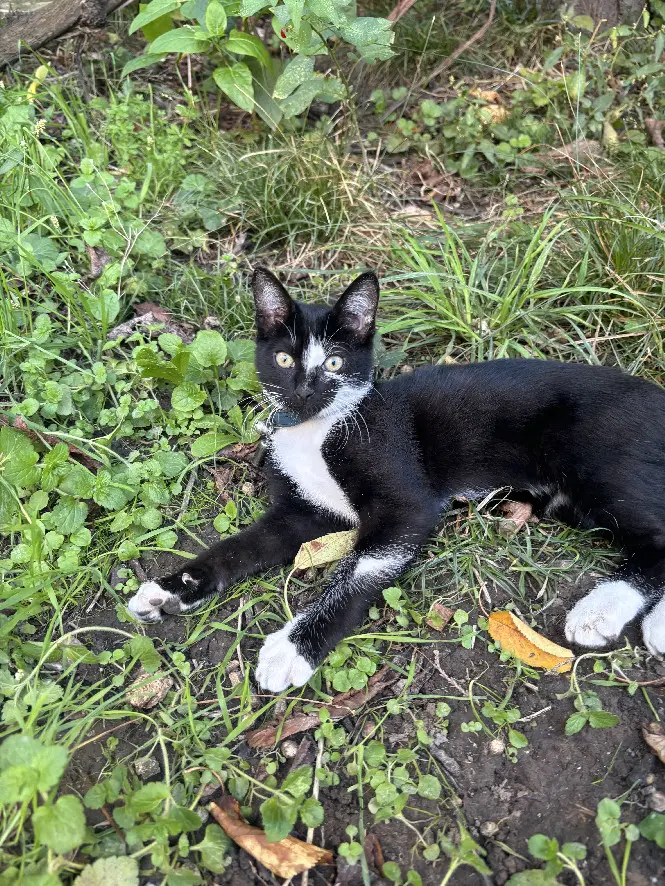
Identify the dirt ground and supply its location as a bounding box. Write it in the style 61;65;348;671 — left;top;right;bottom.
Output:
61;519;665;886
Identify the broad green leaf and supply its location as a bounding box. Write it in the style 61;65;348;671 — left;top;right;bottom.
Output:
191;431;237;458
300;796;324;827
639;812;665;848
508;728;528;748
528;834;558;861
260;794;299;842
74;857;139;886
564;712;588;735
213;63;254;113
193;824;231;873
0;734;42;770
121;54;166;78
588;710;619;729
273;55;314;100
293;530;357;569
281;765;313;798
226;338;256;362
129;0;179;35
154;450;188;478
596;797;622;847
133;228;167;258
340;17;394;62
94;470;132;510
205;0;227;36
280;79;325;118
50;497;88;534
33;795;86;853
0;427;40;488
505;872;559;885
561;842;586;860
571;14;595;30
417;774;441;800
149;27;210;54
59;465;96;498
284;0;304;29
127;781;170;814
190;329;227;367
83;783;107;810
240;0;268;14
306;0;353;27
172;383;206;412
225;29;271;67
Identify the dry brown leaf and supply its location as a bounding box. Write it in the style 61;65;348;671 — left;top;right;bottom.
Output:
469;88;501;103
426;602;455;632
247;665;399;748
500;500;534;532
488;611;573;673
209;797;332;878
293;531;358;571
126;667;174;709
0;415;103;470
643;722;665;765
86;245;111;279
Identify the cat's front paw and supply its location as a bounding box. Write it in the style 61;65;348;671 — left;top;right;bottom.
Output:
642;597;665;655
255;619;314;693
564;580;645;647
126;572;204;622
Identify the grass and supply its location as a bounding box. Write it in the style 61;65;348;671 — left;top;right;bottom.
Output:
1;6;665;885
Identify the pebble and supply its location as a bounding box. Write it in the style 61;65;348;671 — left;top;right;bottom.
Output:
480;821;499;837
134;757;160;779
489;738;506;755
281;740;299;758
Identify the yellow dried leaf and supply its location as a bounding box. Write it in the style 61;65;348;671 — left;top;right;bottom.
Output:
293;530;357;571
488;611;573;673
209;798;333;878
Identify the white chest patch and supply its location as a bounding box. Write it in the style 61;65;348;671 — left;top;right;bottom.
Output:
269;416;358;524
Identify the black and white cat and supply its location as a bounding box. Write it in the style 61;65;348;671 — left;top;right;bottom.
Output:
127;268;665;691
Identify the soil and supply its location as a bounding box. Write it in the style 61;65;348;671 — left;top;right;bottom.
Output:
62;527;665;886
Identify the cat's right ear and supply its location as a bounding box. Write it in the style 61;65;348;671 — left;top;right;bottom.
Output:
251;268;294;337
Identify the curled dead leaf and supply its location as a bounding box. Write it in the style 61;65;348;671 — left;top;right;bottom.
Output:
209;796;332;878
643;722;665;765
247;665;399;749
126;667;174;709
500;500;534;532
488;611;573;673
293;531;358;571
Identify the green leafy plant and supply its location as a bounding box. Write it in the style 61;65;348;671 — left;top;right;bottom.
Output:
125;0;394;122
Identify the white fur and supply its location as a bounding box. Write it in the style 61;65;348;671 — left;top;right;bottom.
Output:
255;618;314;692
269;383;370;523
302;337;326;374
354;548;411;579
642;595;665;655
565;580;645;647
127;581;176;623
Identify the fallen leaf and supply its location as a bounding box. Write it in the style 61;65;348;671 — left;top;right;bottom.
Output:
426;602;455;632
126;667;174;709
134;301;172;323
488;611;573;673
500;500;534;532
247;665;399;748
86;245;111;280
364;832;384;871
209;796;332;877
643;722;665;765
293;530;358;571
107;307;194;342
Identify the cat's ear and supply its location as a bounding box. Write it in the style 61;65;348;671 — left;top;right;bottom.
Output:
252;268;294;337
331;272;379;342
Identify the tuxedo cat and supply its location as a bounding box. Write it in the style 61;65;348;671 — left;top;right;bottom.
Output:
127;268;665;692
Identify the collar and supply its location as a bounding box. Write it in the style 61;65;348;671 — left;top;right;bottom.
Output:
255;410;302;438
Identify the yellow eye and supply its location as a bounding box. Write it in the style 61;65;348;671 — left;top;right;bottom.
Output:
275;351;295;368
324;355;344;372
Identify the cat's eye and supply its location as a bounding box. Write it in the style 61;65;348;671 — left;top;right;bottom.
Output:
275;351;295;368
324;355;344;372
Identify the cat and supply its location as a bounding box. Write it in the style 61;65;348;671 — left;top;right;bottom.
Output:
127;268;665;692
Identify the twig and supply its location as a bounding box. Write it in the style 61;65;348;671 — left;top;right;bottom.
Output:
432;650;466;694
176;467;198;523
301;736;325;886
380;0;497;122
387;0;419;22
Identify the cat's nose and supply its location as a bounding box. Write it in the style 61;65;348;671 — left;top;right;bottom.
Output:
295;383;314;403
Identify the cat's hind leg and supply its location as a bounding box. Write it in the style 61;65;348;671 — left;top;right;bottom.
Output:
565;547;665;651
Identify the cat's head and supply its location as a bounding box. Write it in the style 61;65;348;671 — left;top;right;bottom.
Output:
251;268;379;421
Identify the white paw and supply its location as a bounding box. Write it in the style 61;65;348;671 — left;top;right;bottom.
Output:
642;596;665;655
565;580;644;647
127;581;179;623
255;619;314;693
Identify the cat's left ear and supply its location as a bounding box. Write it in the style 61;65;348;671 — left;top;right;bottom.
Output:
331;272;379;342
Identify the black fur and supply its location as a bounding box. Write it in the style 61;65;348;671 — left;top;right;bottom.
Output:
143;269;665;684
